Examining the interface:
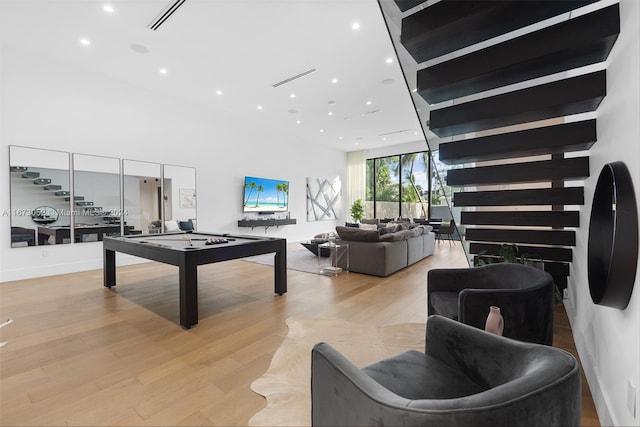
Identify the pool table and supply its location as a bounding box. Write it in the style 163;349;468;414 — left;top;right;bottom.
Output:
103;232;287;329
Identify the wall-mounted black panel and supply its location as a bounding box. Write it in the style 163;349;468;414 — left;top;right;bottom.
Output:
466;228;576;246
417;5;619;103
400;0;598;63
461;211;580;228
447;157;589;186
439;120;597;165
588;162;638;309
429;71;606;137
454;188;584;207
470;242;572;262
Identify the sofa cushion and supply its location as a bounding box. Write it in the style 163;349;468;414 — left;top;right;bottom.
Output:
360;218;379;225
363;350;486;400
358;223;378;231
380;229;413;241
335;226;380;242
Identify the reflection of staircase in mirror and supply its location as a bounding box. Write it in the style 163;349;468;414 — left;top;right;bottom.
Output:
389;0;620;291
11;167;102;218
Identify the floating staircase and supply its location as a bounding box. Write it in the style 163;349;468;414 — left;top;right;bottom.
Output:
387;0;621;289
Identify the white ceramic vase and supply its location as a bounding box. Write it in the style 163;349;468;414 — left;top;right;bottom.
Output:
485;306;504;336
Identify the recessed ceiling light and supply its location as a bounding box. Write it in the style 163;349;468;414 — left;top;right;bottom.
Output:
296;120;301;124
331;78;338;84
328;112;333;116
339;136;343;140
352;22;360;30
79;38;91;46
366;101;372;105
257;105;263;110
386;57;393;64
382;137;387;141
289;93;296;99
159;67;168;75
216;90;222;95
320;129;324;133
103;4;115;13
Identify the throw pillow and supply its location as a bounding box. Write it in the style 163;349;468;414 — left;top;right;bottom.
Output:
360;218;380;225
164;220;180;232
335;226;380;242
358;223;378;231
178;220;194;231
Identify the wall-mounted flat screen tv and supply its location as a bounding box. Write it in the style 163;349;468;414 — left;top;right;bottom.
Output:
243;176;289;213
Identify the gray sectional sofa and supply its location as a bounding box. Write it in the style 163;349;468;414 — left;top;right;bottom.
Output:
334;224;435;277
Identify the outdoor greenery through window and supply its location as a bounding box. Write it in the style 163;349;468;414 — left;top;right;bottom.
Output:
365;151;433;220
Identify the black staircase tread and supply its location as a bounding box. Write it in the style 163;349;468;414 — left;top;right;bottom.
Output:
43;184;62;190
454;188;584;207
429;71;606;137
22;171;40;178
64;196;85;201
470;242;572;262
54;191;70;196
446;157;589;186
465;228;576;246
400;0;599;63
393;0;425;12
461;211;580;227
417;5;619;103
10;166;28;172
439;120;596;165
75;201;94;206
33;178;52;185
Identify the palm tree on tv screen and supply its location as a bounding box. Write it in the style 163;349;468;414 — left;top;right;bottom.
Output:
244;181;256;207
276;183;283;207
282;182;289;207
254;185;264;207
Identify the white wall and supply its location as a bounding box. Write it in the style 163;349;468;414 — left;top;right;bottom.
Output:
0;47;347;281
566;1;640;425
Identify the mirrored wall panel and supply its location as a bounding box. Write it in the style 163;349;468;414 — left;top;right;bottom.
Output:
9;146;70;247
73;154;122;243
123;160;162;235
163;164;197;232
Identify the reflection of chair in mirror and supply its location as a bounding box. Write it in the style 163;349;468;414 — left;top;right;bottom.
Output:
11;227;36;247
311;315;580;427
148;220;162;234
428;263;555;345
436;219;455;245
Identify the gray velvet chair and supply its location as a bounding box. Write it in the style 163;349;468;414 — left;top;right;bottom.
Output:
311;315;580;427
428;263;555;345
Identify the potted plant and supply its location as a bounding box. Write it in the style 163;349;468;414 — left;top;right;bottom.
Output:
349;199;365;223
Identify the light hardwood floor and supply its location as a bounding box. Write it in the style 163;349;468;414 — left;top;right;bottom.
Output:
1;242;598;426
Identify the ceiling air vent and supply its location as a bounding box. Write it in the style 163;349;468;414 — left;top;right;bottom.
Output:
272;69;317;87
149;0;187;31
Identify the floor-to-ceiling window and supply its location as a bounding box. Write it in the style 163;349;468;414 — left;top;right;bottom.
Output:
365;151;430;220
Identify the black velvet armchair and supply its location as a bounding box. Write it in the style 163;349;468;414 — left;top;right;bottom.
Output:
311;315;580;427
427;263;555;345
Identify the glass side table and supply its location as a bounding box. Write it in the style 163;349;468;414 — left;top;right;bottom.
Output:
318;242;349;276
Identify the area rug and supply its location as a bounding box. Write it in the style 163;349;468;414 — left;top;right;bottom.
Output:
249;317;425;426
243;245;320;274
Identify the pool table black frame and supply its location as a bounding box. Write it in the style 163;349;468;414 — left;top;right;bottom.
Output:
103;232;287;329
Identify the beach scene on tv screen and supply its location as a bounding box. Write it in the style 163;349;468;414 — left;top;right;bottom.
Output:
243;176;289;212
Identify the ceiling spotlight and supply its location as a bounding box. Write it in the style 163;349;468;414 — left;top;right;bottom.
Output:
331;78;338;84
320;129;324;133
216;90;222;95
79;38;91;46
257;105;263;110
296;120;301;124
103;4;115;13
328;112;333;116
159;68;168;75
352;22;360;30
289;93;296;99
366;101;372;105
386;57;393;64
339;136;343;140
